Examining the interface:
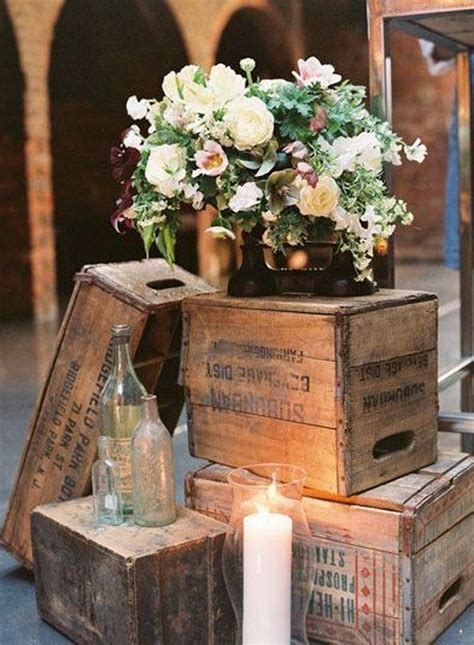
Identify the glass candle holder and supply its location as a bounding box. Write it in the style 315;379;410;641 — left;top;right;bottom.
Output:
222;463;316;645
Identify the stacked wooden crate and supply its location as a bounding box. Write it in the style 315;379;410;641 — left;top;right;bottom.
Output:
182;289;474;643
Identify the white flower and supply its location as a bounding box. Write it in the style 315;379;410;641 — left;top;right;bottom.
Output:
208;64;246;106
226;97;274;151
229;182;263;212
262;210;278;223
123;125;143;150
262;228;274;247
240;58;256;73
292;57;341;89
183;183;204;210
383;143;402;166
145;144;187;197
205;226;236;240
360;205;382;237
298;176;339;216
331;132;382;175
126;95;149;120
405;137;427;163
259;79;292;94
331;206;364;237
162;65;200;101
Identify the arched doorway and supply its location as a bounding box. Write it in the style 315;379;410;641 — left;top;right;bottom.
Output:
215;4;295;79
0;0;29;317
49;0;190;297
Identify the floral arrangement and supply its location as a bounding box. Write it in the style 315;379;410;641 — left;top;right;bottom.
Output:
111;56;426;280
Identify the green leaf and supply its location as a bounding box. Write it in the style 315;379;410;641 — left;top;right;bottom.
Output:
140;223;156;258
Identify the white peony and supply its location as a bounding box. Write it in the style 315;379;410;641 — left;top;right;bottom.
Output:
126;95;149;120
145;144;187;197
229;182;263;212
226;97;274;151
208;64;246;106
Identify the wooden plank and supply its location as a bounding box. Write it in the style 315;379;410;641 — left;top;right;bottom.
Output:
188;406;339;493
348;300;438;366
31;499;235;644
184;289;436;316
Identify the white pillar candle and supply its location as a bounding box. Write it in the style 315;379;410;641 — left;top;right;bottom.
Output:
243;510;293;644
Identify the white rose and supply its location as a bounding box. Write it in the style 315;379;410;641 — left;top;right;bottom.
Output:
226;97;274;151
126;95;148;120
298;176;339;217
145;144;187;197
208;64;246;106
206;226;236;240
229;182;263;212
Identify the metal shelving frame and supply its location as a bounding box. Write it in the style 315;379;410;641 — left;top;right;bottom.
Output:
367;0;474;451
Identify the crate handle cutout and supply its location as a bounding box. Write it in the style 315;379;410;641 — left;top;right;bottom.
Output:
372;431;414;460
438;577;463;613
146;279;185;291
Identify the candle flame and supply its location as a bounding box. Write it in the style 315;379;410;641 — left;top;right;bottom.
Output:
254;474;279;514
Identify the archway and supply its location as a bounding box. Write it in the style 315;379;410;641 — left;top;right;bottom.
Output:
49;0;190;296
215;5;295;79
0;0;29;317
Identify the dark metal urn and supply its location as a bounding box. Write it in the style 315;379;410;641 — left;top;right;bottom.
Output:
227;230;377;298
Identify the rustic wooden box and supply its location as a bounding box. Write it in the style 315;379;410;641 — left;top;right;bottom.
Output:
182;290;438;496
1;259;213;567
186;453;474;645
31;498;235;644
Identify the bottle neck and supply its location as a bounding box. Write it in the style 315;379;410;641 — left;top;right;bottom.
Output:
98;438;111;461
142;395;159;424
112;340;134;376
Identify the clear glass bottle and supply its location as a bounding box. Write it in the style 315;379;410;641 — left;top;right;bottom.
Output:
131;394;177;527
100;323;147;514
91;436;123;525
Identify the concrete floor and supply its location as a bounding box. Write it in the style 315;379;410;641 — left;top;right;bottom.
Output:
0;261;472;643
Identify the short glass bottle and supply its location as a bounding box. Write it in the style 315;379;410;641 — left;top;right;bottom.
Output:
100;323;147;514
91;436;123;525
131;394;177;527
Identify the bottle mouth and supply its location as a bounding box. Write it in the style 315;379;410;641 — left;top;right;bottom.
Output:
111;323;132;342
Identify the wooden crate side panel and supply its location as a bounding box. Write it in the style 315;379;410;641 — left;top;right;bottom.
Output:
188;406;339;493
308;539;400;644
413;514;474;644
31;512;134;645
411;457;474;551
348;300;437;366
2;284;146;566
135;535;235;645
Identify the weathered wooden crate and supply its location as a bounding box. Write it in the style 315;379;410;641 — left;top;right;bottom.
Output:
186;453;474;645
1;259;213;568
182;290;438;496
31;498;235;644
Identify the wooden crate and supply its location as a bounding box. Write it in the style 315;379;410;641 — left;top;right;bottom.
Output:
182;290;438;496
185;453;474;645
31;498;235;644
1;260;213;568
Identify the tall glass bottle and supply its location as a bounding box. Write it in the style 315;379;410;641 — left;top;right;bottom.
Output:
91;436;123;525
100;324;147;514
131;394;177;527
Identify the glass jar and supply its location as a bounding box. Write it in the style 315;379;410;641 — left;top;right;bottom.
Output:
222;463;316;645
